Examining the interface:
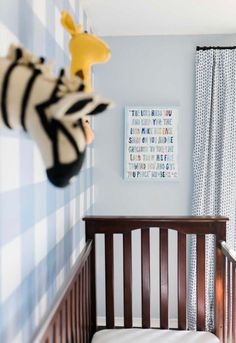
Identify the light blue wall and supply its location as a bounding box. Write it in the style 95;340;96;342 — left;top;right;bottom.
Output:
93;34;236;216
93;34;236;320
0;1;94;343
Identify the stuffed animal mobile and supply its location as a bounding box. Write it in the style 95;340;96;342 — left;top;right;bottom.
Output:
61;11;111;92
0;45;111;187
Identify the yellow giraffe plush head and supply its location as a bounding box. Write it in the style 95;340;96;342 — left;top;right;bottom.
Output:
61;11;111;92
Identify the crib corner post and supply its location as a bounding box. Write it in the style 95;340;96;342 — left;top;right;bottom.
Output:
215;222;226;343
85;220;97;340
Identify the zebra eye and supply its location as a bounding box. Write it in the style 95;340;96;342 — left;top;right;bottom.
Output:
73;119;83;128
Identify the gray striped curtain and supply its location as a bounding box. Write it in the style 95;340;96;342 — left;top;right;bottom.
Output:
189;47;236;331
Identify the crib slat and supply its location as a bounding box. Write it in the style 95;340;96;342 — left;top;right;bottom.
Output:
224;258;227;343
197;235;205;331
61;300;66;343
86;231;97;335
48;323;54;343
59;310;63;343
216;242;225;341
232;266;236;343
91;237;97;335
105;234;115;328
71;286;76;343
141;229;150;328
85;261;90;343
227;260;231;343
80;273;84;343
70;289;74;343
83;267;87;343
178;232;186;330
74;282;78;343
84;262;88;343
55;315;60;343
123;232;132;328
66;295;72;343
88;255;92;340
75;280;79;342
160;228;169;329
79;274;83;343
50;323;56;343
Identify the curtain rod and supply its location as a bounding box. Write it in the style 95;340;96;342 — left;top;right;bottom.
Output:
197;46;236;51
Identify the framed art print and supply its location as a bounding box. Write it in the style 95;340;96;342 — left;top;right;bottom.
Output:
124;106;178;181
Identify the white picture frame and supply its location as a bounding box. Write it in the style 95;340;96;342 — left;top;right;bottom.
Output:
124;106;179;181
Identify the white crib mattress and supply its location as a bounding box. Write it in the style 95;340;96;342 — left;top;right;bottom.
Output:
92;329;220;343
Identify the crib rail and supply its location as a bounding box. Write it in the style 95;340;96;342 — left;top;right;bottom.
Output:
84;216;228;341
221;241;236;343
32;241;93;343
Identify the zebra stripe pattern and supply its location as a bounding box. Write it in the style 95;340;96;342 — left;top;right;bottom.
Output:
0;45;111;187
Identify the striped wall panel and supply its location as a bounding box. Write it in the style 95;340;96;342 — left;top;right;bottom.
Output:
0;1;94;342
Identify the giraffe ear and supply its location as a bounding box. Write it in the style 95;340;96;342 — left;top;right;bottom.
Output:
61;11;77;35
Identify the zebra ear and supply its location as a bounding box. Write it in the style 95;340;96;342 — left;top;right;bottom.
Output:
50;94;112;121
7;45;23;61
87;101;112;115
65;98;93;115
50;93;96;121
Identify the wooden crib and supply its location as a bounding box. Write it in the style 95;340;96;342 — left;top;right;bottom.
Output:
33;216;236;343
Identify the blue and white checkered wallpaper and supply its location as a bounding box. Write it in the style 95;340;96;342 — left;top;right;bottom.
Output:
0;1;94;342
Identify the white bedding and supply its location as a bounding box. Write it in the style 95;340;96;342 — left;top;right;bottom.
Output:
92;329;220;343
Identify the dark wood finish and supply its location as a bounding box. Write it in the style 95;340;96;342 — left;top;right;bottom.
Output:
178;232;186;330
84;215;228;222
224;258;227;343
160;228;169;329
215;246;225;342
84;216;227;340
221;240;236;343
81;267;86;343
35;216;229;343
55;316;60;343
74;280;79;343
197;235;205;331
61;301;66;343
71;286;76;343
83;216;228;236
86;222;97;337
105;234;115;328
88;255;92;339
32;241;93;343
123;232;132;328
141;229;150;328
78;275;82;343
227;261;231;343
232;267;236;343
85;261;90;343
67;290;72;343
215;226;227;342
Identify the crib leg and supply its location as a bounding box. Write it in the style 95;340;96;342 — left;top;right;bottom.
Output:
86;226;97;340
216;228;226;343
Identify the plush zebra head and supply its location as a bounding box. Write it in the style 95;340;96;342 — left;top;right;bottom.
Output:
0;45;112;187
43;91;111;187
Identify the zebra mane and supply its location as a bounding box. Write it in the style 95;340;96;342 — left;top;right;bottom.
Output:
6;45;85;95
